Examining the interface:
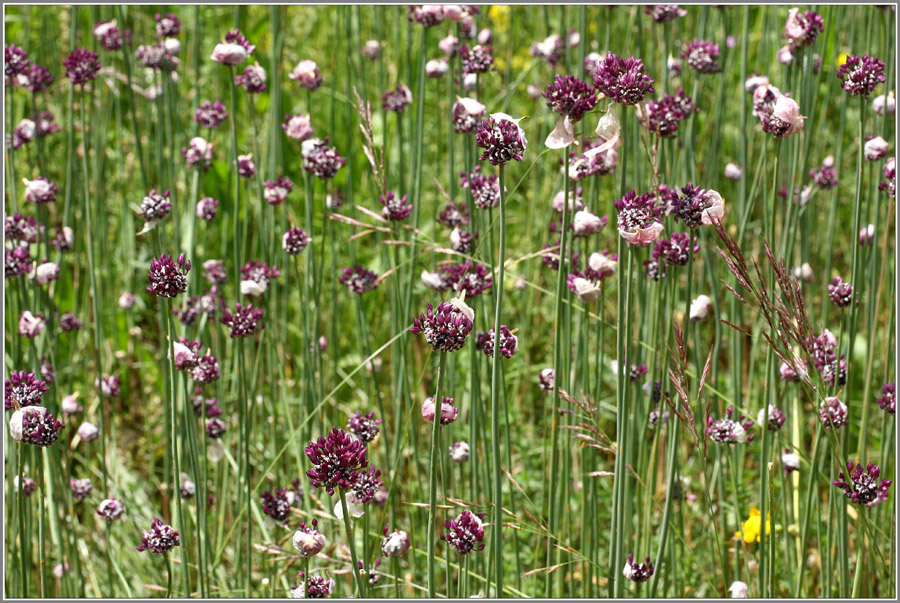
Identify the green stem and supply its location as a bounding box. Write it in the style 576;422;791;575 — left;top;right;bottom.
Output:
490;165;507;598
339;488;367;597
427;351;448;598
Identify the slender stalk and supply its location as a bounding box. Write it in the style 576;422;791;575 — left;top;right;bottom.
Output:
427;351;448;598
339;488;367;597
490;165;507;598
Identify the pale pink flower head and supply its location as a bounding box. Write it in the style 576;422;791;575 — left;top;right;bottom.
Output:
724;163;743;180
282;113;313;141
289;60;322;91
859;224;875;245
18;311;45;338
769;95;805;136
776;45;794;66
864;136;890;161
211;31;254;66
421;396;459;425
572;210;607;236
689;294;713;322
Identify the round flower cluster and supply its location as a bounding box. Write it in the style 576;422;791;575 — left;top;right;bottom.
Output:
438;202;470;228
645;5;686;23
196;197;218;221
819;396;848;429
476;115;527;166
877;382;895;415
139;189;172;223
10;406;65;447
305;427;369;495
147;253;191;298
382;85;413;113
681;39;721;74
615;189;663;245
411;299;475;353
421;396;459;425
260;488;293;525
263;176;293;205
339;265;379;294
783;9;824;49
672;184;724;229
97;497;125;521
543;75;597;122
566;136;618;181
833;462;892;507
5;371;49;410
478;325;518;359
637;89;697;138
837;54;886;98
440;510;486;555
347;411;381;443
235;63;266;93
380;191;413;221
758;403;786;431
753;84;804;138
63;48;100;85
282;227;310;256
827;276;853;308
136;517;180;554
453;98;486;134
301;138;345;180
195;100;228;129
460;44;494;74
623;554;655;584
592;52;655;105
707;406;754;444
460;166;501;209
221;302;265;338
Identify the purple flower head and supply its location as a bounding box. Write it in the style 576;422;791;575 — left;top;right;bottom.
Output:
476;115;528;165
460;44;495;74
479;325;518;358
136;43;177;71
24;66;53;93
97;497;125;521
305;427;369;495
805;329;846;387
681;40;721;74
453;97;487;134
195;100;228;129
380;191;413;221
301;138;345;180
441;510;486;555
784;9;824;48
645;5;687;23
202;259;228;285
222;302;265;338
623;554;655;584
877;382;895;415
136;517;180;554
615;189;664;245
837;54;886;98
382;527;411;557
139;189;173;223
449;228;477;253
261;488;293;524
5;245;32;278
382;85;413;113
758;403;786;432
236;154;256;178
40;362;55;385
543;75;597;122
439;202;470;228
71;478;93;501
235;63;266;93
172;338;201;370
339;265;379;294
97;375;121;398
50;226;74;252
408;5;446;27
539;368;555;391
672;183;724;229
190;387;222;418
58;312;83;333
880;158;896;198
147;253;190;298
206;418;227;439
707;406;754;444
5;44;29;82
293;572;335;599
289;60;322;91
196;197;219;221
638;88;697;138
94;20;124;51
411;299;475;353
263;176;293;205
593;52;655;105
819;396;849;429
5;371;49;411
651;232;698;273
460;166;502;209
351;465;384;504
155;12;182;38
64;48;100;85
211;30;254;66
23;177;58;205
348;411;381;443
810;165;839;189
18;311;45;339
182;137;214;171
833;462;892;507
283;227;310;255
440;261;493;298
241;261;280;286
629;364;649;382
422;396;459;425
828;276;854;308
9;406;64;447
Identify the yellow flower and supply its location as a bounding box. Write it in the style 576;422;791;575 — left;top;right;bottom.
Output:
836;53;849;69
734;507;771;544
488;5;510;33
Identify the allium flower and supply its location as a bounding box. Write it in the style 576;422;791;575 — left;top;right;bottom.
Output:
449;441;470;462
382;85;413;113
5;244;31;278
778;359;806;381
479;325;518;358
819;396;849;429
33;110;60;137
172;338;200;370
211;30;254;66
5;213;38;243
339;265;379;294
63;48;100;85
301;138;345;180
305;427;369;495
70;477;93;501
23;177;58;204
61;393;83;417
236;154;256;178
411;298;475;353
530;34;566;65
757;404;786;431
408;4;446;26
784;9;824;48
139;189;173;223
292;572;335;599
754;85;805;137
637;89;697;138
14;476;36;496
147;253;191;298
97;497;125;521
645;5;687;23
9;406;64;447
881;157;896;198
729;581;750;598
781;448;801;474
453;97;487;134
422;396;459;425
289;60;321;91
94;20;124;51
29;261;59;286
155;12;181;37
615;190;664;245
5;44;29;82
381;526;410;557
592;52;655;105
441;261;493;298
567;136;618;181
97;375;121;397
476;113;528;165
567;272;603;301
623;554;654;584
21;64;52;93
833;462;892;506
439;202;470;228
379;191;413;221
460;44;494;74
539;368;555;391
195;100;228;129
56;312;82;333
864;135;890;161
828;276;853;308
347;411;381;443
873;91;895;115
182;137;214;171
18;311;45;339
648;408;670;426
77;421;99;442
449;227;477;253
441;510;486;554
5;371;49;411
689;294;713;322
810;165;839;189
777;45;795;66
136;43;175;70
259;176;292;206
196;197;219;221
222;302;265;337
362;40;381;59
350;465;384;504
543;75;598;123
682;39;721;74
261;488;293;525
877;382;895;415
837;54;886;98
47;226;73;252
293;519;326;557
206;418;227;439
235;62;266;93
202;259;228;285
650;232;697;276
460;166;502;209
708;406;754;444
136;517;180;553
283;227;310;255
673;184;725;228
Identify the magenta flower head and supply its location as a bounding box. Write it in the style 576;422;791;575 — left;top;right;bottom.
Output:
652;232;697;272
615;190;664;245
422;396;459;425
97;497;125;521
441;261;493;298
202;259;228;285
672;183;725;228
192;353;221;385
240;261;280;288
339;265;379;294
645;5;687;23
453;97;487;134
5;244;32;278
236;62;266;93
292;572;335;599
479;325;519;359
260;488;293;525
460;166;502;209
236;154;256;178
881;157;896;198
828;276;854;308
289;59;322;91
539;368;556;391
441;510;486;555
24;66;53;94
411;298;475;353
211;30;254;66
155;12;182;38
382;526;411;557
834;462;892;507
71;478;93;501
5;371;49;411
382;85;413;113
877;382;895;415
380;191;413;221
50;226;74;252
205;418;226;439
301;138;345;180
810;163;839;189
572;210;608;236
682;40;721;74
408;5;446;27
172;338;200;370
9;406;64;447
182;137;214;171
196;197;219;222
23;176;58;204
5;44;29;83
64;48;100;85
623;554;655;584
18;311;46;339
293;519;326;557
449;227;477;253
97;375;121;397
819;396;849;429
593;52;655;105
263;176;293;205
460;44;495;74
195;100;228;129
439;202;470;228
58;312;83;333
136;517;180;554
707;406;754;444
351;464;384;504
94;20;124;51
543;74;598;123
305;426;369;495
282;113;313;141
348;411;382;443
758;403;787;432
222;302;265;338
476;113;528;165
637;89;697;138
784;9;824;48
139;189;173;223
837;54;886;98
147;253;190;298
282;227;310;255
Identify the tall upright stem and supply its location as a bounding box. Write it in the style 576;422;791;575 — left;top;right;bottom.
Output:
427;351;448;598
339;488;367;597
490;165;507;597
